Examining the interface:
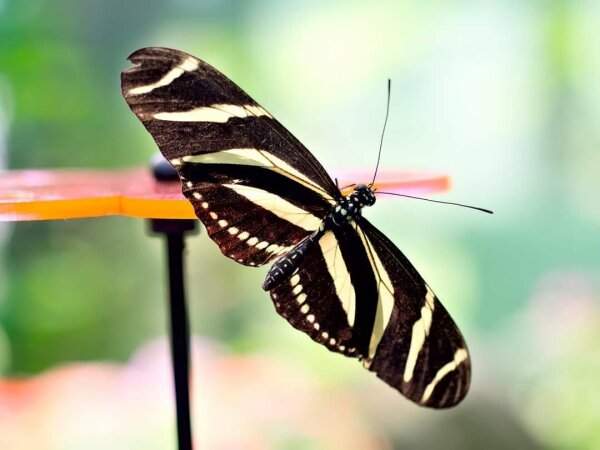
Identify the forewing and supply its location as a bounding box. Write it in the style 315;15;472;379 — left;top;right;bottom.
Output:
356;217;470;408
121;47;340;265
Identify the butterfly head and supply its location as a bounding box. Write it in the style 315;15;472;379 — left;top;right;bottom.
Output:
352;184;376;207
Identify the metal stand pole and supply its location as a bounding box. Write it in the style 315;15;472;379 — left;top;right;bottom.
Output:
150;218;197;450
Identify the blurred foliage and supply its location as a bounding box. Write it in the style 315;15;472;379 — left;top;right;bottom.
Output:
1;0;599;448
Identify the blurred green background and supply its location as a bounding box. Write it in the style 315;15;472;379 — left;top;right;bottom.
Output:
1;0;599;448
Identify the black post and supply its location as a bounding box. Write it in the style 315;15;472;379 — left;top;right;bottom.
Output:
151;218;197;450
150;154;198;450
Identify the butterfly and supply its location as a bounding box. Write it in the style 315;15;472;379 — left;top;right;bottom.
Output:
121;47;471;408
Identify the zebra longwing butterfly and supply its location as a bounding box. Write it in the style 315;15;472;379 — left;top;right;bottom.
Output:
121;47;470;408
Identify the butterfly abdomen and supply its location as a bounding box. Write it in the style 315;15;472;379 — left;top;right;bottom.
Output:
262;232;322;290
263;185;376;290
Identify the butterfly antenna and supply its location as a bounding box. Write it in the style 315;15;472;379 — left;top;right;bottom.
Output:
376;191;494;214
370;79;391;187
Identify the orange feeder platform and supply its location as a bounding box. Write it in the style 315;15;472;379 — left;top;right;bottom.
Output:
0;167;450;222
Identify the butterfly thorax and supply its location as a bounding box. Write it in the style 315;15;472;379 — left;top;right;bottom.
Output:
323;184;376;229
263;185;376;291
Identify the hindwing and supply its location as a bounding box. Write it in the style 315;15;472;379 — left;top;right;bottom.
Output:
268;218;470;408
269;225;378;357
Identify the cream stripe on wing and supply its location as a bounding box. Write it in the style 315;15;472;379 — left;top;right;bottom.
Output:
223;184;321;232
180;148;275;167
421;348;468;404
403;286;436;382
154;104;272;122
355;224;395;362
318;232;356;326
128;57;199;95
178;148;334;202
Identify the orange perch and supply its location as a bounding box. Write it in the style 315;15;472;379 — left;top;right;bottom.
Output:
0;168;449;221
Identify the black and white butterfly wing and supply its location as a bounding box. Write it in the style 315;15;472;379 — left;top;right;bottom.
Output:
356;218;470;408
269;226;379;359
121;47;339;266
268;218;470;408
